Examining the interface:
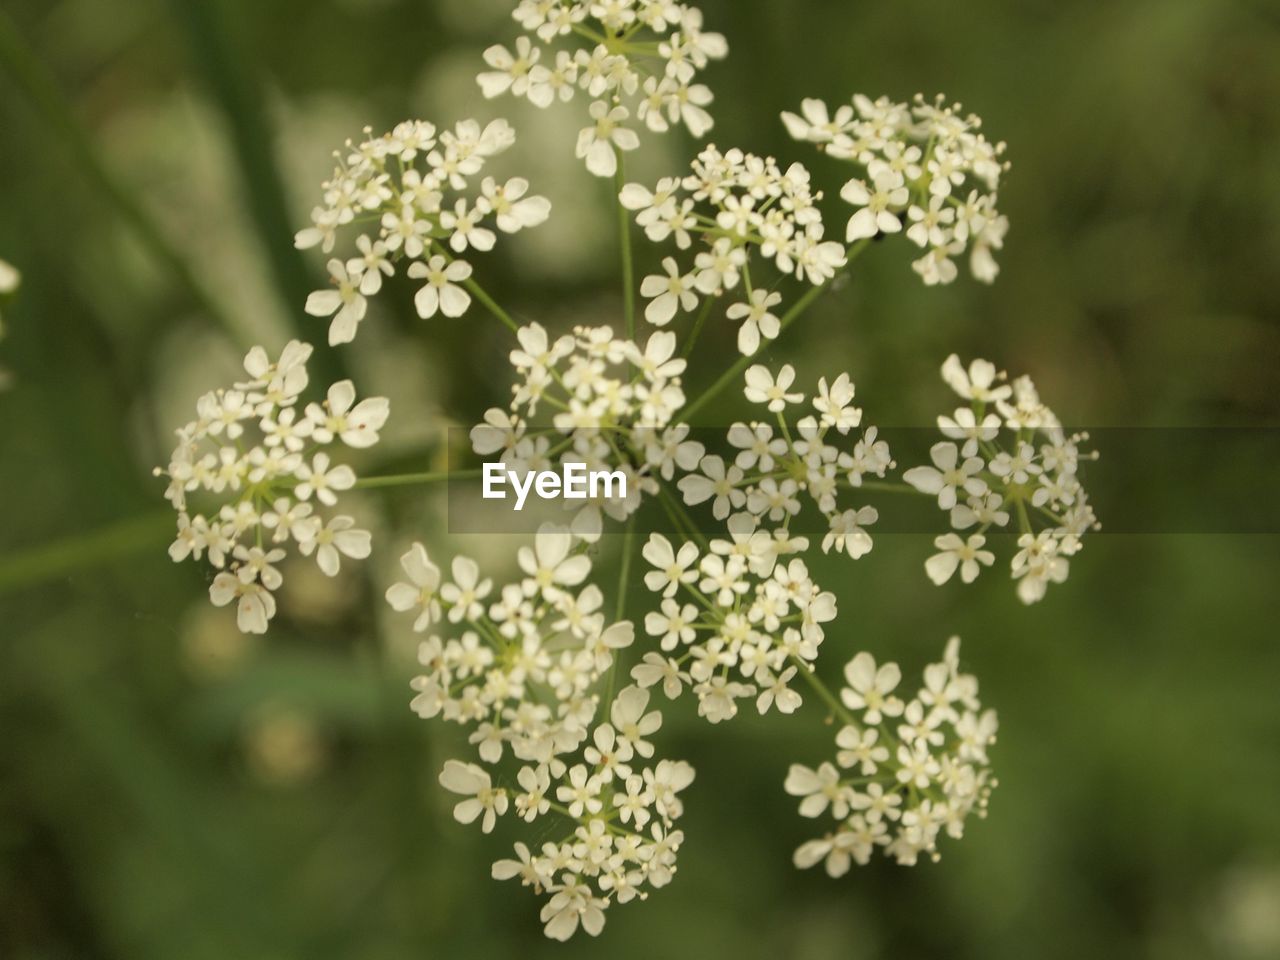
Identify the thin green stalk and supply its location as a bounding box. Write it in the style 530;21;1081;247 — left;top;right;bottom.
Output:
856;480;928;495
0;511;173;596
682;294;717;359
0;9;249;348
791;657;856;725
462;276;520;334
354;468;481;490
681;238;873;422
605;513;638;704
614;513;637;622
168;0;339;380
615;154;636;339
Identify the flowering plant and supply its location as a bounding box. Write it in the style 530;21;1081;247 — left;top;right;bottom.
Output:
154;0;1098;941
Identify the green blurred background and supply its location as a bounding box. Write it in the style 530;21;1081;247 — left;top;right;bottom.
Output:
2;0;1279;957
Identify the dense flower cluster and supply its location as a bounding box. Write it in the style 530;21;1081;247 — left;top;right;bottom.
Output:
470;323;696;529
631;523;837;723
478;1;727;176
904;355;1099;604
623;145;847;354
390;525;633;760
296;118;551;344
386;524;693;940
783;93;1009;286
157;341;387;633
677;364;894;555
787;638;997;872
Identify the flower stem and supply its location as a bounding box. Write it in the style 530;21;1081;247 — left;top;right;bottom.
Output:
354;468;482;490
0;511;174;596
682;294;718;359
614;513;637;622
0;9;250;348
614;155;636;340
462;277;520;334
681;238;873;422
791;657;855;726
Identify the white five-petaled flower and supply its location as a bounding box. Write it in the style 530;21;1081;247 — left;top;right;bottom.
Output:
407;256;473;319
744;364;803;412
925;533;995;585
903;441;988;510
306;258;368;346
640;257;699;326
576;102;639;177
439;759;508;833
385;543;442;632
841;652;904;724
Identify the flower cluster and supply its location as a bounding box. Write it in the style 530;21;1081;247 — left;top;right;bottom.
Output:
631;522;837;723
442;720;694;941
156;342;387;633
783;93;1009;285
623;145;847;354
787;638;997;873
478;1;727;176
296;118;551;344
386;524;693;940
677;364;894;555
470;323;696;529
390;525;633;761
905;355;1099;604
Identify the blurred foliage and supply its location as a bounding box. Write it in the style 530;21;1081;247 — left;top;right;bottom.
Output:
1;0;1279;958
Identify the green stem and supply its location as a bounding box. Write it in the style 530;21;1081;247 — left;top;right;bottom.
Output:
460;276;519;334
615;155;636;340
855;480;928;495
614;513;637;622
0;511;174;596
791;657;856;726
681;239;872;422
0;9;249;348
354;468;481;490
682;294;717;359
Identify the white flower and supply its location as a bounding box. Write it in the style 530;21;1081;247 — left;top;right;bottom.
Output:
940;354;1011;402
385;543;441;632
640;257;698;326
743;364;803;412
576;101;639;177
780;97;854;142
813;373;861;433
407;256;473;319
642;534;700;597
294;452;355;506
440;556;493;622
728;289;782;356
925;533;995;585
482;177;552;233
677;455;746;520
300;515;371;576
841;652;903;724
822;507;878;560
306;380;390;449
477;37;548;104
209;572;277;634
784;762;848;819
305;259;368;346
439;760;508;833
518;525;591;597
903;441;987;510
841;171;909;241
